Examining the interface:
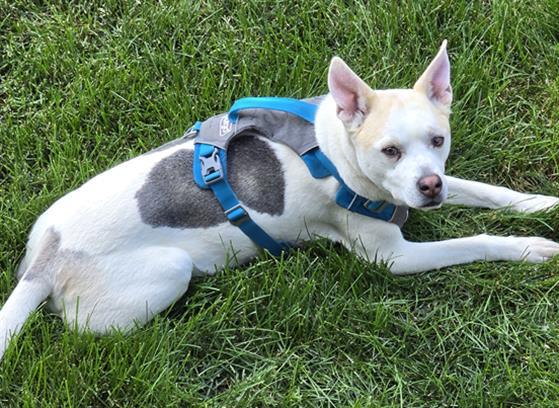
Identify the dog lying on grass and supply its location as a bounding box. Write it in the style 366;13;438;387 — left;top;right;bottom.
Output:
1;41;557;359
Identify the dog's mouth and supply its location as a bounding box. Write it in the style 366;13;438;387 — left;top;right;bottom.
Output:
419;199;443;209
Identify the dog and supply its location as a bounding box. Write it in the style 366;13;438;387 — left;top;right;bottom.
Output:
1;41;558;360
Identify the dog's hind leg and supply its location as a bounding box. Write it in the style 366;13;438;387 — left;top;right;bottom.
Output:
51;246;193;334
0;228;58;360
445;176;559;212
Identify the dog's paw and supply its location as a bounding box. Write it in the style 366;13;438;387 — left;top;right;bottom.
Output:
510;194;559;213
505;236;559;263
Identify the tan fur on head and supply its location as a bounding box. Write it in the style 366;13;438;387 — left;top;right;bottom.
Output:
323;43;453;209
353;89;450;150
328;41;452;151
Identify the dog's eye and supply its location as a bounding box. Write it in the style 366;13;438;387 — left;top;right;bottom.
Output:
432;136;445;147
381;146;401;158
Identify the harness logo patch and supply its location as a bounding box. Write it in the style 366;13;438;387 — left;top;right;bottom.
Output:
219;116;232;137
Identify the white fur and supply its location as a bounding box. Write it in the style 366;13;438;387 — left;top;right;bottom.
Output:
1;43;558;360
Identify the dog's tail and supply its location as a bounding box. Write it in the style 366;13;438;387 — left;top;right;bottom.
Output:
0;228;56;360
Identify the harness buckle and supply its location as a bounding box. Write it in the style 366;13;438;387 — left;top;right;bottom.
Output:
200;148;224;185
224;204;249;226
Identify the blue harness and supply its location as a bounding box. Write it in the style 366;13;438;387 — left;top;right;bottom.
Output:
190;97;407;256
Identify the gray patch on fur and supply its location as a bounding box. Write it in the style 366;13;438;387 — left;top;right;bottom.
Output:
20;229;99;314
21;228;61;282
135;136;285;229
136;149;225;228
229;136;285;215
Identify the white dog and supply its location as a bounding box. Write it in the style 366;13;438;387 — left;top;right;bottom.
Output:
1;41;558;359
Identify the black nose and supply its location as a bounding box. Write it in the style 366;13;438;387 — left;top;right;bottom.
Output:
417;175;442;198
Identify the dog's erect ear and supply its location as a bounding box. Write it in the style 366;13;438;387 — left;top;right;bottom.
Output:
328;57;373;129
414;40;452;109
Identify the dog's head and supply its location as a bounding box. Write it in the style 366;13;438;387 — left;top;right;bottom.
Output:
327;41;452;209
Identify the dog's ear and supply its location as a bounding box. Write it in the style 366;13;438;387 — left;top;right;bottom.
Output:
414;40;452;109
328;57;373;129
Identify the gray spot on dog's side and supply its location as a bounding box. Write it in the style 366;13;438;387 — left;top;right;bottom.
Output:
136;149;226;228
135;136;285;229
22;228;61;282
228;136;285;215
143;138;189;155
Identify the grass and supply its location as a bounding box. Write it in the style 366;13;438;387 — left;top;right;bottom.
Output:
1;0;559;406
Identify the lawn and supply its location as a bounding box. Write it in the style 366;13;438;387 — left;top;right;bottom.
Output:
1;0;559;406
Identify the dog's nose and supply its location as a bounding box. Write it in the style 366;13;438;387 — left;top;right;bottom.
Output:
417;174;442;198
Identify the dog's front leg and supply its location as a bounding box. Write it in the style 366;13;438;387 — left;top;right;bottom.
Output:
381;234;559;274
345;221;559;275
445;176;559;213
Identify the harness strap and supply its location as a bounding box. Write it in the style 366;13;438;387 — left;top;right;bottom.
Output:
301;148;407;224
194;142;288;256
229;97;318;124
191;96;407;255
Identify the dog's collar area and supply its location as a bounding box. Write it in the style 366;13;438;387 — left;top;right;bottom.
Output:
190;96;408;255
300;147;408;225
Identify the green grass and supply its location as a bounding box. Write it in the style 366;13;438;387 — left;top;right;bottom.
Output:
1;0;559;406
